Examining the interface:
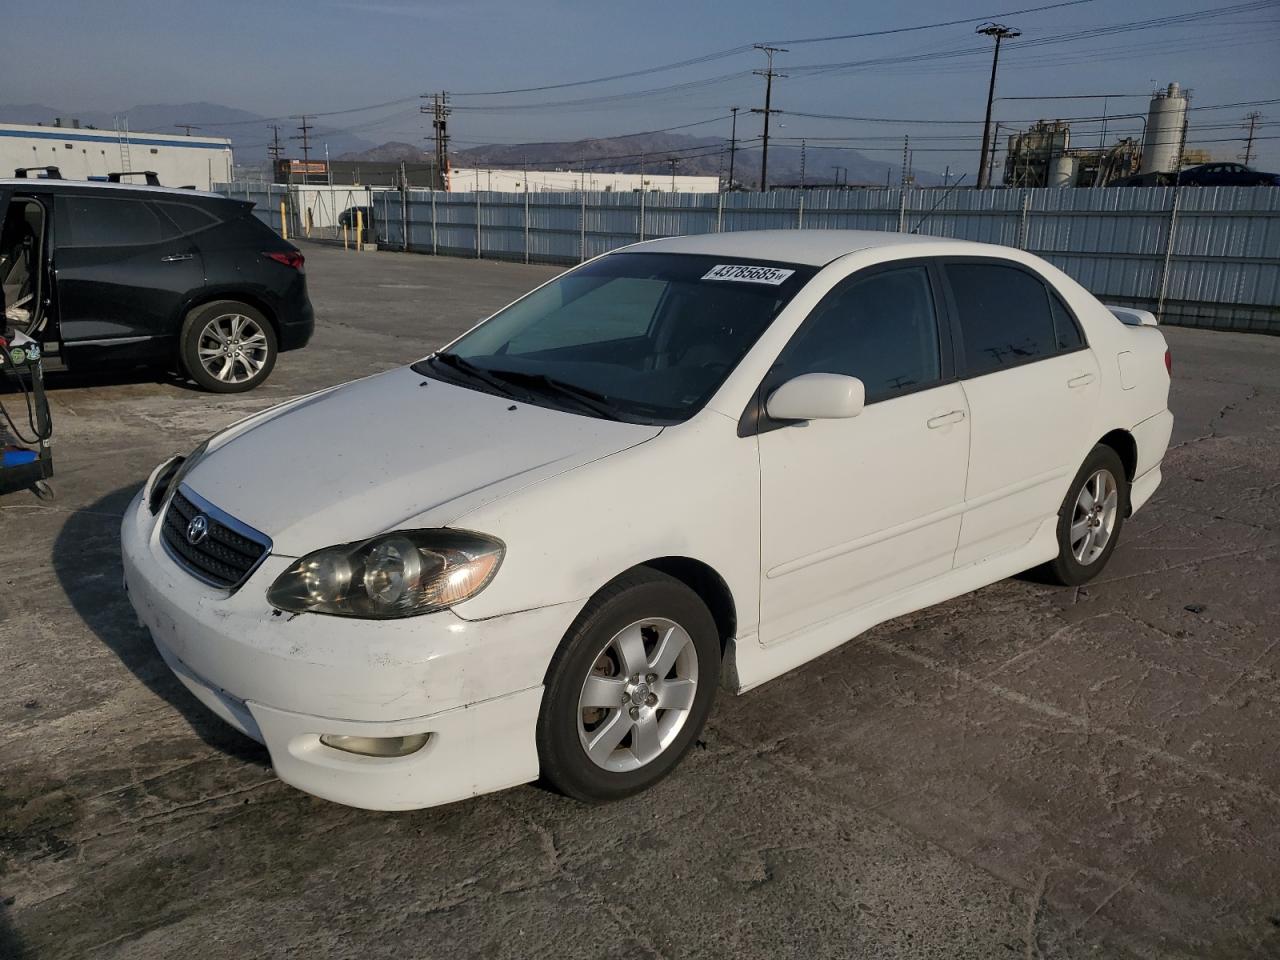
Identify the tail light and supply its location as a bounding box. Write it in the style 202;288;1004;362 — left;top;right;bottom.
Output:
1164;348;1172;376
264;250;305;271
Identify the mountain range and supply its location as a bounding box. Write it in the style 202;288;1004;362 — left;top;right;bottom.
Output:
0;102;379;160
1;102;942;187
341;133;942;187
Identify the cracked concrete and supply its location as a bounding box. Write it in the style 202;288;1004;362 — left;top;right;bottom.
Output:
1;244;1278;959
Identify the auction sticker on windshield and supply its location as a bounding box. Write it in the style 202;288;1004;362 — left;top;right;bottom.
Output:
701;264;795;285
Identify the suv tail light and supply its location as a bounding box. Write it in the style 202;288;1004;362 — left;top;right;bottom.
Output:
264;250;305;271
1164;348;1172;376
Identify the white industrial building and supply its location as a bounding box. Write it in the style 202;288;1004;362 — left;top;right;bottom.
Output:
0;121;233;190
447;166;720;193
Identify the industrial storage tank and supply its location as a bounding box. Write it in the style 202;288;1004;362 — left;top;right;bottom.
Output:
1140;82;1188;175
1050;155;1076;187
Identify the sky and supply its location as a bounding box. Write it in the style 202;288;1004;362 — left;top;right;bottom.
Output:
3;0;1279;176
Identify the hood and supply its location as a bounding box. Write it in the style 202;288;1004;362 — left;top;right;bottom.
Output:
183;366;661;555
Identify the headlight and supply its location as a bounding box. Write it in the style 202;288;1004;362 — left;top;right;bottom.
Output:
266;529;504;619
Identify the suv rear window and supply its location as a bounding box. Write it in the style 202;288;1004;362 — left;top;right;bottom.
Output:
56;195;167;247
154;200;221;235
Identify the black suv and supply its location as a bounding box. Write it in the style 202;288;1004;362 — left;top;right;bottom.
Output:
0;169;313;392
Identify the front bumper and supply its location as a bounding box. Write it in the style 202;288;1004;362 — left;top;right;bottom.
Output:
120;476;583;810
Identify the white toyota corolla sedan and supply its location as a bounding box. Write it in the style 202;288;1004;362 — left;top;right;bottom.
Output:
122;230;1173;810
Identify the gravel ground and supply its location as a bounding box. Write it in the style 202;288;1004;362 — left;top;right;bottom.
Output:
1;243;1277;960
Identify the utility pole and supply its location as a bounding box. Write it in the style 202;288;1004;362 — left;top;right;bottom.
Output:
267;124;284;163
1241;111;1262;166
900;135;910;186
751;44;787;192
727;106;739;189
290;114;314;167
990;122;1002;186
175;123;200;136
420;92;451;189
975;23;1020;188
667;156;679;192
799;139;807;189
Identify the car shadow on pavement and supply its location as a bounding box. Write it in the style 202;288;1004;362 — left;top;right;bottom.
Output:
0;900;27;960
52;485;270;767
37;366;205;393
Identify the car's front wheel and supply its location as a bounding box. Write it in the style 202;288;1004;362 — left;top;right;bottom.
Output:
1043;444;1128;586
537;569;720;803
179;300;278;393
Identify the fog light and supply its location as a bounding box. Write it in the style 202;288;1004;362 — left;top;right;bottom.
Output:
319;733;430;757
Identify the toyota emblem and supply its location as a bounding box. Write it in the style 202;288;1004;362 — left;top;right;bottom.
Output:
186;514;210;545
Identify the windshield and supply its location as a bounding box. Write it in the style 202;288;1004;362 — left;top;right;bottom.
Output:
414;252;815;424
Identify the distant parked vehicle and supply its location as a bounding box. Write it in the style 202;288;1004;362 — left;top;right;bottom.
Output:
337;205;376;242
1110;171;1176;187
0;168;313;392
1176;163;1280;187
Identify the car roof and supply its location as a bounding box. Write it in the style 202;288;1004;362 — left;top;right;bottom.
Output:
622;229;1001;267
0;178;231;202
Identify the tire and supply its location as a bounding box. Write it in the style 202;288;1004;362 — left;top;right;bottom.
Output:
179;300;277;393
537;569;721;803
1042;444;1129;586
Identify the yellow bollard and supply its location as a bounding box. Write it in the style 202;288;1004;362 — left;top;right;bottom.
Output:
279;201;288;240
355;209;364;250
343;223;349;250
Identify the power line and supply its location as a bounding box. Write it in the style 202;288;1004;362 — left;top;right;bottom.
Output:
446;0;1105;98
769;0;1099;45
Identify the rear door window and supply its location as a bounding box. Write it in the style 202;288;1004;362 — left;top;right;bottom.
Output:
1048;290;1085;351
945;262;1060;377
55;195;167;247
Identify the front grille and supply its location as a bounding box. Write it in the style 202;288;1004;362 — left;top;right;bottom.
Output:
162;488;270;591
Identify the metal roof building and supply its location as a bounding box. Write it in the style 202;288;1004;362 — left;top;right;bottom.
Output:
0;120;233;190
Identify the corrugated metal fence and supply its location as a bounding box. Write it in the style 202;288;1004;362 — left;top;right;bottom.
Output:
217;182;1280;334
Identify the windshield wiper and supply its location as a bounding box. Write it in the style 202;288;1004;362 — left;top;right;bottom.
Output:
429;352;529;399
484;369;623;421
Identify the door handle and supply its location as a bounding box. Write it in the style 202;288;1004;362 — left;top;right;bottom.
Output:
160;253;194;263
1067;372;1096;388
927;409;966;429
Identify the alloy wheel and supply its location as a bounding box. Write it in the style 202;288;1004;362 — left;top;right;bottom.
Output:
1070;468;1119;565
197;313;270;384
577;618;699;773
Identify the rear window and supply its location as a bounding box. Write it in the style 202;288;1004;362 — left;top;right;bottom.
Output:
946;262;1059;377
55;195;166;247
154;200;221;235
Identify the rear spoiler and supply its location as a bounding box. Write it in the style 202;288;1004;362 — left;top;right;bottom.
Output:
1106;305;1158;327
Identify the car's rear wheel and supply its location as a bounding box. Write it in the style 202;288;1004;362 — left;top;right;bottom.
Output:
1042;444;1128;586
180;300;277;393
537;569;720;803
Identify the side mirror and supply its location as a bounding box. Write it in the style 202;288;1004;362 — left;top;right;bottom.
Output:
766;373;865;422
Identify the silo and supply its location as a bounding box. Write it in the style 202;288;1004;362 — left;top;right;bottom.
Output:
1140;82;1188;175
1050;154;1076;187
